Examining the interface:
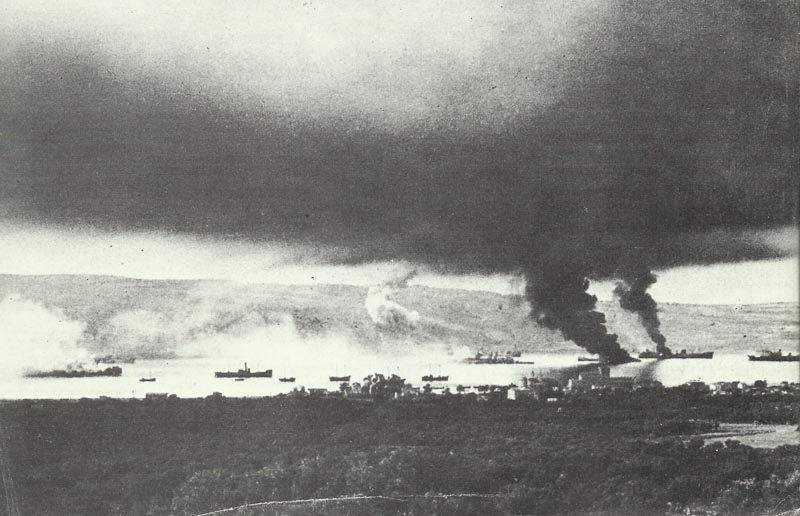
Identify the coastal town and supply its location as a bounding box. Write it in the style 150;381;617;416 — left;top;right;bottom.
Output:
129;364;800;407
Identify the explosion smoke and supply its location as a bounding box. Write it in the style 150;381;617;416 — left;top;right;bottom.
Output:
0;294;91;374
614;268;671;356
365;269;420;331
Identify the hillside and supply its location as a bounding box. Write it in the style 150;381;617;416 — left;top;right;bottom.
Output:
0;274;796;360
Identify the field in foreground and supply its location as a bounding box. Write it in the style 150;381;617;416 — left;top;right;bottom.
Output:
0;391;798;516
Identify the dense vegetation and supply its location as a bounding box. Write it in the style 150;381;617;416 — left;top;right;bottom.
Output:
1;391;798;515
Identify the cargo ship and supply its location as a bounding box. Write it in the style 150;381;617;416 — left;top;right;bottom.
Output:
329;375;351;382
748;350;799;362
639;349;713;359
421;375;449;382
464;352;535;365
214;363;272;378
670;350;714;359
24;365;122;378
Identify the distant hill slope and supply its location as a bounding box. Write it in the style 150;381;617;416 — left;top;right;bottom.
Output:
0;274;796;358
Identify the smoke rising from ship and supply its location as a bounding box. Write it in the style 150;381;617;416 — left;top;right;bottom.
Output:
525;259;633;365
614;268;671;356
0;2;797;358
0;294;92;374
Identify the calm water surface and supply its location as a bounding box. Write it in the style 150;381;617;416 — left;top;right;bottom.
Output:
1;352;796;400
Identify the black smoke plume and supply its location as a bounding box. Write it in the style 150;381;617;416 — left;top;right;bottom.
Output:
526;258;635;365
614;268;671;356
0;2;796;359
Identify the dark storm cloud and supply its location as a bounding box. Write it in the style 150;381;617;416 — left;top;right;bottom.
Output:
1;1;797;360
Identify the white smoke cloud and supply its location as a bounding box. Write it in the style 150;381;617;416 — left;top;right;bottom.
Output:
102;288;360;365
0;294;91;374
100;285;283;356
178;313;363;366
364;268;420;329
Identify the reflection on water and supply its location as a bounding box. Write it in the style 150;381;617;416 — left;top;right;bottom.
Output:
0;353;796;400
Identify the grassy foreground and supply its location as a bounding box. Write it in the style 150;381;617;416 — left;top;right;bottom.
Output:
0;390;798;516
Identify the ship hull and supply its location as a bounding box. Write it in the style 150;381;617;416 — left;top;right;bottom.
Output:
639;351;714;360
464;359;536;365
669;352;714;359
24;366;122;378
748;355;800;362
215;371;272;378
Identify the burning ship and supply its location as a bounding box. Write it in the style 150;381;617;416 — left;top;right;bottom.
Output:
464;351;535;365
24;365;122;378
748;349;799;362
638;350;661;359
638;349;713;360
214;363;272;378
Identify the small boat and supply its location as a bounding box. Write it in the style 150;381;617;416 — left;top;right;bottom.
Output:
139;377;156;382
234;378;245;382
422;375;449;382
279;377;296;382
329;375;350;382
748;349;800;362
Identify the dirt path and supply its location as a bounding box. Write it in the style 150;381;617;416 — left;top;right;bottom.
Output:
700;424;799;448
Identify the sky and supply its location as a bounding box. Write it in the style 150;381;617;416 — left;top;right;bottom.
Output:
0;1;797;313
